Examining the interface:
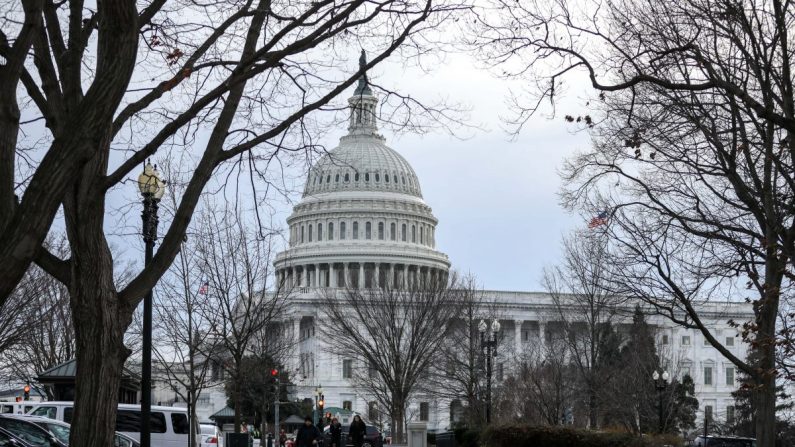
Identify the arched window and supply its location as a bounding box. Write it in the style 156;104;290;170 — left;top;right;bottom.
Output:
355;173;360;182
353;222;359;240
335;174;340;182
375;173;380;182
326;175;331;183
402;175;406;184
308;224;313;242
385;174;390;183
366;222;372;239
378;222;384;240
345;173;350;182
328;222;334;241
319;175;323;184
318;223;323;241
365;173;370;182
340;222;347;240
390;223;396;241
411;225;416;243
401;224;407;242
301;226;305;243
420;225;424;244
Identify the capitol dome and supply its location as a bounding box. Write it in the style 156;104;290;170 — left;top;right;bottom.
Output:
274;51;449;290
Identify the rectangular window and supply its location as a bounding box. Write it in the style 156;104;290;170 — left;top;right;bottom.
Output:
369;360;377;379
378;222;384;240
705;405;713;423
726;367;735;386
401;224;407;241
366;222;372;239
703;336;710;346
419;402;429;421
343;359;353;379
726;336;735;346
343;401;353;411
662;334;669;345
420;225;424;244
308;225;313;242
390;223;396;241
340;222;346;240
681;335;691;345
411;225;416;243
301;226;305;243
704;366;713;385
328;223;334;241
727;406;735;424
353;222;359;239
171;414;190;434
368;402;378;421
318;223;323;241
115;410;167;433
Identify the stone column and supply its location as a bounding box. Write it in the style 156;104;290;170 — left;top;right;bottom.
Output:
539;320;547;352
359;263;365;288
375;264;381;288
344;263;349;288
330;263;337;288
389;264;395;288
514;320;524;354
302;266;309;287
403;265;409;289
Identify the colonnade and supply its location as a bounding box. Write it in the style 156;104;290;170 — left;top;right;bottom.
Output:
277;262;447;290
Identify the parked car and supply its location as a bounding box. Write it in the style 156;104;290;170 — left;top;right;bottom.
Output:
691;435;756;447
0;415;64;447
24;401;193;447
6;414;139;447
199;424;222;447
0;426;40;447
322;425;383;447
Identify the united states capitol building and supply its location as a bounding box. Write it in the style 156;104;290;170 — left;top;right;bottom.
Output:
264;60;755;432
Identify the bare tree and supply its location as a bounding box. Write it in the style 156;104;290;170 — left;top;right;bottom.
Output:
471;0;794;442
0;0;464;444
425;275;503;428
320;275;461;443
542;231;625;428
196;208;289;433
152;240;223;447
496;340;578;426
0;237;72;391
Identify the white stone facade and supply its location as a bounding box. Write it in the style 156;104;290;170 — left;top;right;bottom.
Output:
273;69;755;432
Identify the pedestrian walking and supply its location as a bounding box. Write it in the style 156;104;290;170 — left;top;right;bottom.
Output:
329;418;342;447
348;415;367;447
279;429;287;447
296;417;322;447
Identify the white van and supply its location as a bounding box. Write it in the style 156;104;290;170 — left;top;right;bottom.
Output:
25;401;194;447
0;402;36;415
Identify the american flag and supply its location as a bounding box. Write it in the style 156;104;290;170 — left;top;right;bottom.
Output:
198;281;209;295
588;211;609;229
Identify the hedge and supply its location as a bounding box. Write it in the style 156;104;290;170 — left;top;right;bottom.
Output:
480;425;684;447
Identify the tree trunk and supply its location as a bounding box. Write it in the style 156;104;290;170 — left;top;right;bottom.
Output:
68;270;130;447
391;403;405;444
588;386;597;429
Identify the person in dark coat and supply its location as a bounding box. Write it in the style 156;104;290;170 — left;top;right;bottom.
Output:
296;417;322;447
348;415;367;447
328;418;342;447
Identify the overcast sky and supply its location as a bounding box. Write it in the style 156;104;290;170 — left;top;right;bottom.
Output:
270;51;594;292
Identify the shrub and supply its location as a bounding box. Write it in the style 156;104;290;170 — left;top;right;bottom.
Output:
481;425;684;447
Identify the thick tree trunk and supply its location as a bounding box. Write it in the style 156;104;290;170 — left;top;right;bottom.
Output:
391;402;405;444
67;260;131;447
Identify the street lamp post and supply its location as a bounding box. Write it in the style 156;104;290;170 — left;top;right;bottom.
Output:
137;161;166;447
652;370;670;434
313;385;324;426
479;319;500;425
